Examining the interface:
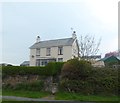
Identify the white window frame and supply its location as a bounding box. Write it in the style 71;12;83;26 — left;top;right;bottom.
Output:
46;48;51;56
58;46;63;55
36;48;40;56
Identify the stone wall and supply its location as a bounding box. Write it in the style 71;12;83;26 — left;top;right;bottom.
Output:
2;75;54;92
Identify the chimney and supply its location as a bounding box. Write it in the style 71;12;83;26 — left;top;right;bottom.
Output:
36;36;40;43
72;31;77;39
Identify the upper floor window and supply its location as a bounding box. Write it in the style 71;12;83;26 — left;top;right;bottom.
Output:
46;48;51;56
36;48;40;56
58;46;63;55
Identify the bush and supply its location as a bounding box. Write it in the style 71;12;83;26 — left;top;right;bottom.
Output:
89;68;119;95
60;58;119;95
60;80;94;94
61;58;92;80
45;62;64;76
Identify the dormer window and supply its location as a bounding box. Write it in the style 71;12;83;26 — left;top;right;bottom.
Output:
36;48;40;56
58;46;63;55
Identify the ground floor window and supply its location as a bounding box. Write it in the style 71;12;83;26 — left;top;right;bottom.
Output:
58;58;63;62
36;59;56;66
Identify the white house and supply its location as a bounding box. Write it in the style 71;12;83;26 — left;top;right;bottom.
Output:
29;31;79;66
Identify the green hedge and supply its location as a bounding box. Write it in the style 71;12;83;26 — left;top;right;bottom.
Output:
60;68;119;95
45;62;65;76
2;66;45;77
2;62;64;77
90;68;119;95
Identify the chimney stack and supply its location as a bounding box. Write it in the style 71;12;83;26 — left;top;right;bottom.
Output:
36;36;40;43
72;31;77;39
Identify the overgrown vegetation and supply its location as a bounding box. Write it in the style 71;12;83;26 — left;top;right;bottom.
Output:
2;62;64;77
61;58;92;80
2;89;50;98
60;58;119;95
2;59;119;97
2;89;119;101
2;62;65;93
3;81;44;91
55;91;119;101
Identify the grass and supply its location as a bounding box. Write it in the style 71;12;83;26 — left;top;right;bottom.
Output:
55;92;119;102
2;101;50;103
2;89;120;102
2;89;50;98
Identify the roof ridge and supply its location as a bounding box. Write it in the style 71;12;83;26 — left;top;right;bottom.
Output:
38;37;73;43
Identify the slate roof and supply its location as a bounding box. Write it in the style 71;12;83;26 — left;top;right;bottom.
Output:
30;38;74;49
20;61;29;66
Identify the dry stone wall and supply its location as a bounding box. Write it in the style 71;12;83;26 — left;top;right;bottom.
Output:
2;75;54;92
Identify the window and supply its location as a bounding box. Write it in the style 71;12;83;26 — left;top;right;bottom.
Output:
58;58;63;62
36;59;40;66
36;48;40;56
46;48;51;56
58;46;63;55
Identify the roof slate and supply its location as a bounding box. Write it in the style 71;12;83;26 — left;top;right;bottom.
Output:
21;61;30;65
30;38;74;49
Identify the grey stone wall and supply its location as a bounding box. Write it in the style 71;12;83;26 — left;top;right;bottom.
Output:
2;75;54;92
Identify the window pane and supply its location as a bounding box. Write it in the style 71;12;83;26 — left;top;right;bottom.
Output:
46;48;51;56
36;59;40;66
36;48;40;56
58;47;63;55
58;58;63;62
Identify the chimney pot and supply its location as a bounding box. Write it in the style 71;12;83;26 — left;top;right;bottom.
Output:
36;36;40;43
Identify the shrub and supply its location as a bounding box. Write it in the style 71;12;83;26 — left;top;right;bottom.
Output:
2;83;14;90
89;67;119;95
60;58;119;95
45;62;65;76
60;79;96;94
61;58;92;80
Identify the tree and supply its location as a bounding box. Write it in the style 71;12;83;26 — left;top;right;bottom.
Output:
61;58;92;80
60;58;92;93
79;35;101;60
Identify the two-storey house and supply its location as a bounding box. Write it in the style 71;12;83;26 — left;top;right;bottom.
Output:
29;31;79;66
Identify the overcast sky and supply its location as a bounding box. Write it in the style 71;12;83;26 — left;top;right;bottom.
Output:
1;0;119;65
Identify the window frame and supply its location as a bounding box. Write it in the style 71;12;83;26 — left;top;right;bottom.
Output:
46;48;51;56
58;46;63;55
58;58;63;62
36;48;40;56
